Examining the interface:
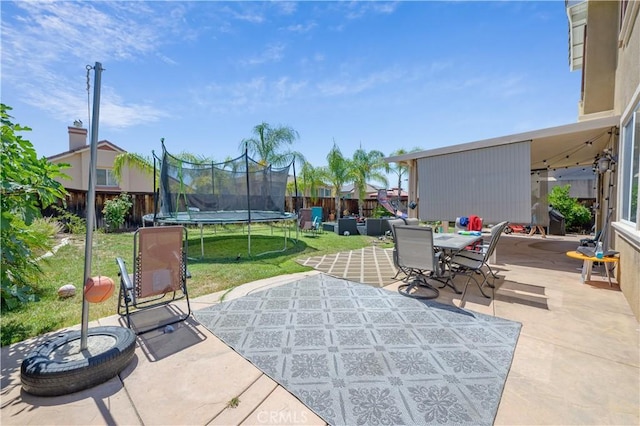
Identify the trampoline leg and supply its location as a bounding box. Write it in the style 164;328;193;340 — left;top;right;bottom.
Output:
200;223;204;259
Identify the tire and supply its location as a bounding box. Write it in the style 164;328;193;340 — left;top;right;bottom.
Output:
21;326;136;397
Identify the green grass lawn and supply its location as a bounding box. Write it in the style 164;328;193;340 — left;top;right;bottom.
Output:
1;224;388;346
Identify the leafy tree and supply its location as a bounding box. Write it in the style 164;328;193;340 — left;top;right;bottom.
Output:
299;162;327;207
351;147;388;217
386;147;421;209
1;104;69;309
548;184;592;230
322;142;352;219
240;122;305;167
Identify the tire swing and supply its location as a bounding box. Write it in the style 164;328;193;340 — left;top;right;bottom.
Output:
21;63;136;397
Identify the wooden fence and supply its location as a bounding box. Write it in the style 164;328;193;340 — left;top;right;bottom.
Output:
44;190;156;230
45;191;390;230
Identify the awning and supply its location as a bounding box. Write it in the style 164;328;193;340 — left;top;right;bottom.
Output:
385;115;620;170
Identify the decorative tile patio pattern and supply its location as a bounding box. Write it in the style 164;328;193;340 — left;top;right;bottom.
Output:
296;246;398;287
194;274;521;425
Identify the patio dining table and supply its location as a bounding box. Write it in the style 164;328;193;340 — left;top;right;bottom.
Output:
432;232;485;293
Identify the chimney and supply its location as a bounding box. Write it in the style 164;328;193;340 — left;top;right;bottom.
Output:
68;120;87;150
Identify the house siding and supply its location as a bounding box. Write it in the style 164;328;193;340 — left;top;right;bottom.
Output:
581;1;619;116
50;144;153;193
612;1;640;320
615;233;640;318
614;2;640;115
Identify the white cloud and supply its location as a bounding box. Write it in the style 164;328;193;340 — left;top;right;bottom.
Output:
316;67;405;96
273;2;297;16
283;22;317;33
339;1;400;20
1;1;180;128
242;43;286;66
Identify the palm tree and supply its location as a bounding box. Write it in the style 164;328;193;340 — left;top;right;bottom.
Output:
240;122;305;167
299;162;327;208
112;152;154;183
351;147;388;217
322;142;352;219
386;147;422;211
113;150;214;190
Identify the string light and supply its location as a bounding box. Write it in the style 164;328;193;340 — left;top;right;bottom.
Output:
532;127;612;169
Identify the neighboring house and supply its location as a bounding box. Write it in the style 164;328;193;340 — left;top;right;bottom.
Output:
367;188;408;200
385;0;639;319
546;166;596;200
341;183;381;199
286;175;332;198
47;123;154;193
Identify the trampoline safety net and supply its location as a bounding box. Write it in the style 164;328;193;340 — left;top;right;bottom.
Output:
155;145;291;223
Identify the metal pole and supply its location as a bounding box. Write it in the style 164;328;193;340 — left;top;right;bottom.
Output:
245;144;252;256
81;62;103;350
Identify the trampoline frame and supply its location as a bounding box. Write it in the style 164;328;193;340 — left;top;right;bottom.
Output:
145;144;301;258
143;210;298;258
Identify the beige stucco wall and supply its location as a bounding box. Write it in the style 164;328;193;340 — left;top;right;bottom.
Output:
614;2;640;115
581;1;618;116
49;145;153;193
614;234;640;319
51;155;83;190
612;1;640;320
119;167;154;193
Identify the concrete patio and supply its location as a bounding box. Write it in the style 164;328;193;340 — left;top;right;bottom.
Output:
1;234;638;425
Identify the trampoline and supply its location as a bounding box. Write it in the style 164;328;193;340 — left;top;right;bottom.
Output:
146;143;298;257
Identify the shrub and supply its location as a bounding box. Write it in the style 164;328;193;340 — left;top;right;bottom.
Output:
51;205;86;235
1;104;69;310
102;193;132;232
548;185;592;230
371;206;395;218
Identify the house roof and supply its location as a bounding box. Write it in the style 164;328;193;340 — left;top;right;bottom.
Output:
340;183;382;193
47;140;127;161
384;115;620;170
367;188;408;199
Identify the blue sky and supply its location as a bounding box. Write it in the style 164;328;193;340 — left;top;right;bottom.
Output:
2;1;581;178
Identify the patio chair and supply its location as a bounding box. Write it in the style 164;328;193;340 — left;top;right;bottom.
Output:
298;208;317;234
388;217;420;279
449;221;508;303
116;226;191;334
393;224;444;299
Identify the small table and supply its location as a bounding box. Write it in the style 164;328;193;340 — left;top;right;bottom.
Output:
433;233;484;293
565;251;619;286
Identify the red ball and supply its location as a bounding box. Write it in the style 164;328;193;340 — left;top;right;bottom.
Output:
84;276;115;303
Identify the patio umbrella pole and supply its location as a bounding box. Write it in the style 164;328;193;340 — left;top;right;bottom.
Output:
80;62;103;351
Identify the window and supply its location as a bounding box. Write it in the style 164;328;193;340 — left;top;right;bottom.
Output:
97;168;118;187
319;188;332;198
620;106;639;225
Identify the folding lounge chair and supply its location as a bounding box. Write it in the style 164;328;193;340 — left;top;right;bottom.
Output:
298;208;319;235
449;221;508;304
394;224;444;300
116;226;191;334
